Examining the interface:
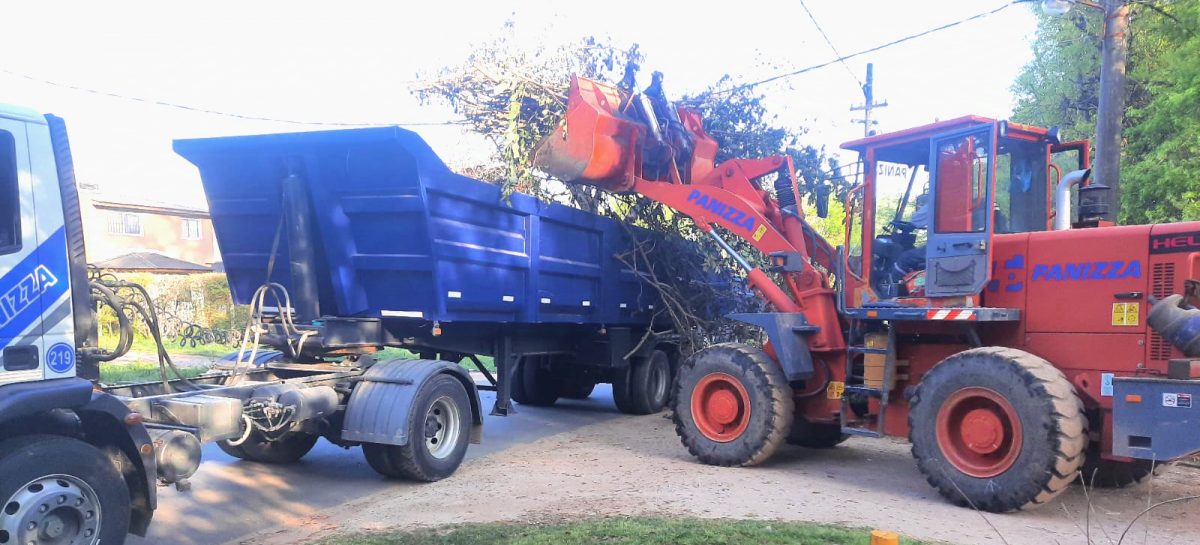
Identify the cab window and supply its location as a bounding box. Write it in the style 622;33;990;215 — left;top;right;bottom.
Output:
995;138;1048;234
0;130;19;254
933;134;989;233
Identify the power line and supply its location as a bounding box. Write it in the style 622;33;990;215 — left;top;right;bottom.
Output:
718;1;1023;95
798;0;863;87
0;67;467;128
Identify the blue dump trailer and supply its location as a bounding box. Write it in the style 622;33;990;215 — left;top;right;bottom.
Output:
174;126;681;416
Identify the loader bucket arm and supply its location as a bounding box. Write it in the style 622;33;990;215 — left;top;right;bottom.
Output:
533;75;845;354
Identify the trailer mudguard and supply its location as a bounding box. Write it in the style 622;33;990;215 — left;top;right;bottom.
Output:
78;392;157;536
0;377;93;425
342;359;483;446
727;312;818;381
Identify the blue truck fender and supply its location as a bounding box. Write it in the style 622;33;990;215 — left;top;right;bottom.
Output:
0;377;93;426
78;392;158;536
341;359;483;446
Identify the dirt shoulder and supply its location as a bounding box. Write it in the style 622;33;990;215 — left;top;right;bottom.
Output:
235;412;1200;545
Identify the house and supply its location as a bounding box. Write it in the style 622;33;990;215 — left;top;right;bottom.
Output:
80;190;220;273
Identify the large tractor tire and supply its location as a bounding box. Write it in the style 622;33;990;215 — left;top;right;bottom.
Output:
615;350;673;415
218;429;319;464
671;343;794;466
1080;449;1161;488
909;347;1088;512
787;417;848;449
0;435;131;545
363;374;472;482
511;356;559;407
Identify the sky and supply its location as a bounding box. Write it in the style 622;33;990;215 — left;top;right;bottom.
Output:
0;0;1043;207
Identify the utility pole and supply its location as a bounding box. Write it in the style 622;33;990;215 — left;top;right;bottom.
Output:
1095;0;1131;222
851;63;888;137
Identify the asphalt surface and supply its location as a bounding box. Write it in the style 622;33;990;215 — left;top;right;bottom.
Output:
129;385;623;545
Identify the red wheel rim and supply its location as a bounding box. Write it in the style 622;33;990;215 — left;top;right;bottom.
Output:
935;387;1023;478
691;372;751;442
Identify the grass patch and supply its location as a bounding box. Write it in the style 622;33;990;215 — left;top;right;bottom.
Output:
315;518;933;545
99;362;210;384
98;331;235;358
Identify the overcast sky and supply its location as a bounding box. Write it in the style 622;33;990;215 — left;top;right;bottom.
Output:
0;0;1043;206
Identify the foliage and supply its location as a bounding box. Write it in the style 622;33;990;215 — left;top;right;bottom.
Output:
316;517;935;545
94;271;247;351
1121;0;1200;223
413;24;641;207
1010;1;1200;224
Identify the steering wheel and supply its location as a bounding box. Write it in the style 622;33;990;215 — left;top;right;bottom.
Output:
890;219;918;234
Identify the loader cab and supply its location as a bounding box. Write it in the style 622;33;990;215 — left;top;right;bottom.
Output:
840;116;1075;310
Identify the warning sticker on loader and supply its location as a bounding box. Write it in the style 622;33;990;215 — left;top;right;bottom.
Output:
1111;302;1140;326
1163;393;1193;408
752;224;767;242
827;381;845;400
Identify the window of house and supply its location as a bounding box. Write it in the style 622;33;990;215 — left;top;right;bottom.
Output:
107;212;143;236
0;130;19;254
181;218;202;240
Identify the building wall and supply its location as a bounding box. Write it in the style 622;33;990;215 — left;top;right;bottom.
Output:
79;193;220;265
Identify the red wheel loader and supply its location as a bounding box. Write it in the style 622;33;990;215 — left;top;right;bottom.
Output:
535;74;1200;512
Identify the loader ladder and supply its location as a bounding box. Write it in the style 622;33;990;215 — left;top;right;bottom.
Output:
840;320;897;438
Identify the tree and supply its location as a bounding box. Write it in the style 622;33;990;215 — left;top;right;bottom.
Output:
1010;1;1192;224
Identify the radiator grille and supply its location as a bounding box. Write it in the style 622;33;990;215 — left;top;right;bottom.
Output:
1150;262;1177;361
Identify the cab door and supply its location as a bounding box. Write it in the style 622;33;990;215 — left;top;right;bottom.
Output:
0;117;44;384
925;124;996;297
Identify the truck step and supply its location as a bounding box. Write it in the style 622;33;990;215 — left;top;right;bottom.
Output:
842;426;884;438
843;385;885;398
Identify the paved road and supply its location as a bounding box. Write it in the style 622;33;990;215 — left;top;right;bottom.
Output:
129;386;623;545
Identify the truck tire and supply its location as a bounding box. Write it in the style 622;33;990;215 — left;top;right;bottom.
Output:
671;343;794;466
630;350;673;414
559;379;596;400
511;356;559;407
1080;451;1161;488
0;435;131;545
909;347;1088;512
787;418;848;449
218;430;319;464
362;374;471;481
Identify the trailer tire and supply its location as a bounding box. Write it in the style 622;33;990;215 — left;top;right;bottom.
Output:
672;343;794;467
909;347;1088;512
1080;452;1161;488
362;374;471;482
559;379;596;400
511;356;559;407
626;350;672;414
787;418;848;449
0;435;130;545
218;430;319;465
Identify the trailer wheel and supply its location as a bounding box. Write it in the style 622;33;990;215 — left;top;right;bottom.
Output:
0;435;130;545
671;343;794;466
363;373;471;481
787;418;848;449
559;379;596;400
218;429;319;464
511;356;559;407
1080;451;1161;488
615;350;673;414
909;347;1087;512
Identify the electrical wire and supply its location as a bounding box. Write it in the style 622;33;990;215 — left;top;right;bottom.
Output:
798;0;863;87
0;67;468;128
714;1;1025;96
